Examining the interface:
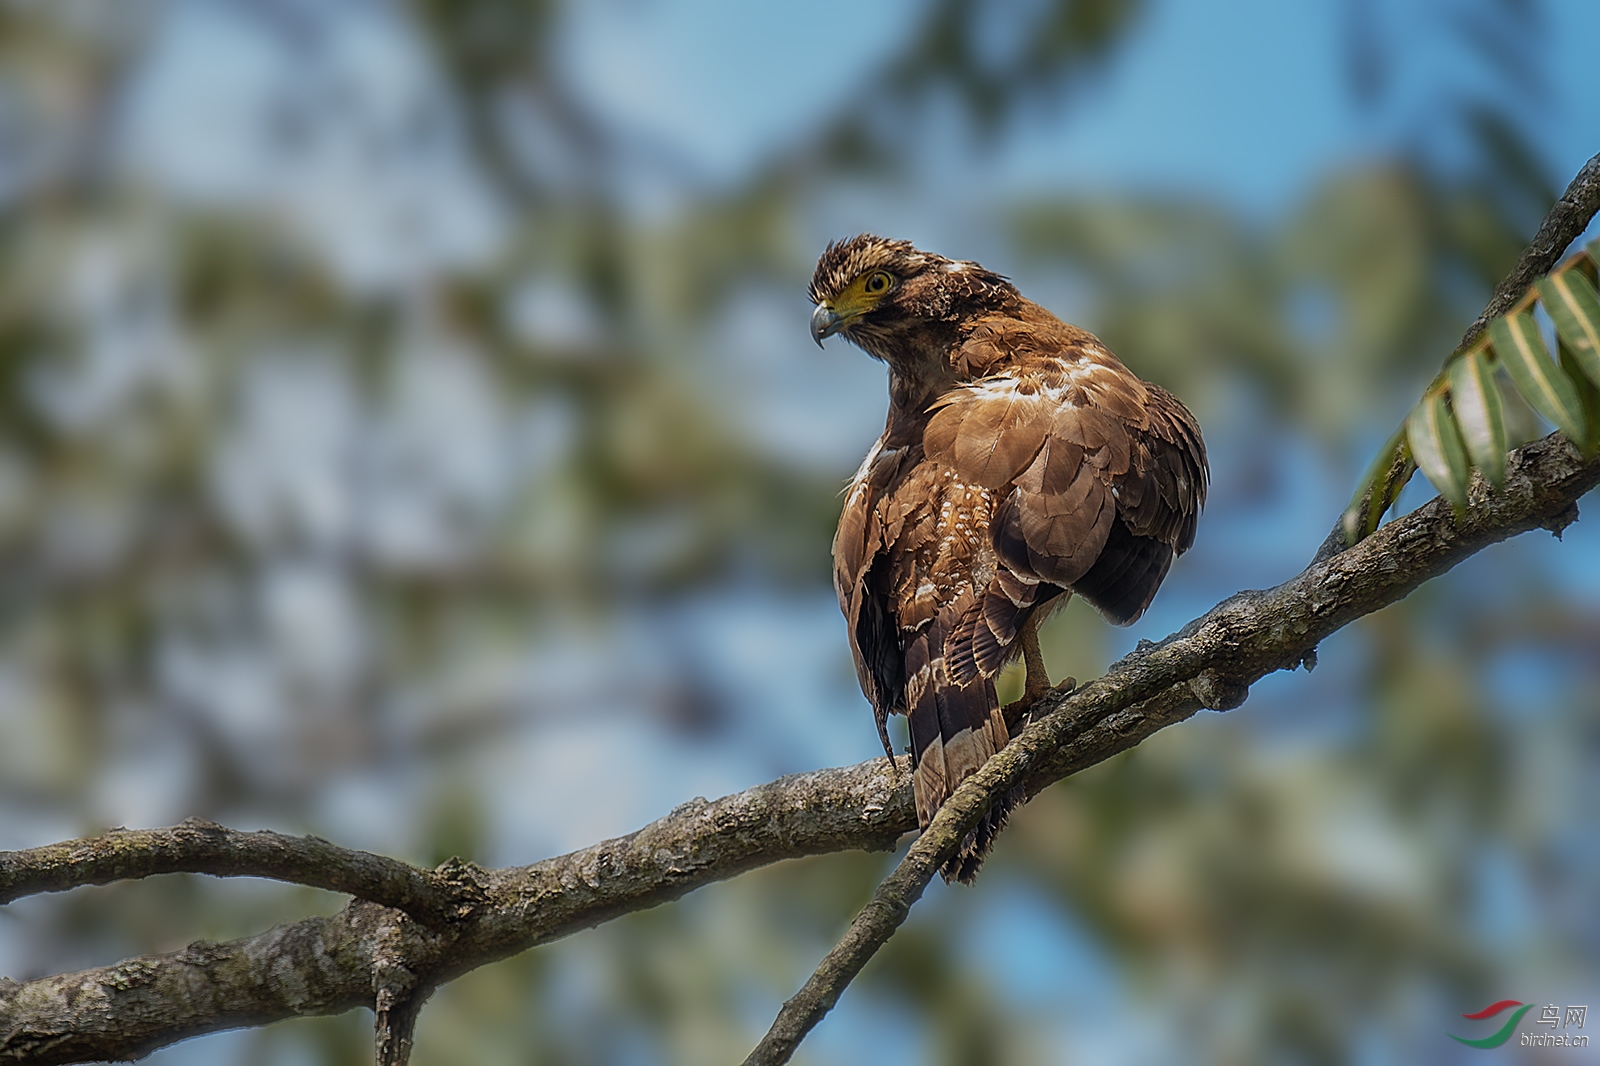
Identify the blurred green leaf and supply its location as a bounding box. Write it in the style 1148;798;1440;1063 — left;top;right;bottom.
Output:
1489;311;1589;444
1447;348;1506;488
1342;427;1413;543
1557;337;1600;458
1538;268;1600;389
1405;391;1470;511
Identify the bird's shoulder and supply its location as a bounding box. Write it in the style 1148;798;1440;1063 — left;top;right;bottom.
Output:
919;304;1156;491
922;301;1208;564
950;300;1113;380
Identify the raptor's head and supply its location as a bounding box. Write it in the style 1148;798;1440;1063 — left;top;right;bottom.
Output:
807;234;1016;361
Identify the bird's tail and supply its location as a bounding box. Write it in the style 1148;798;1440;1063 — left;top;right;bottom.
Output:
904;620;1021;883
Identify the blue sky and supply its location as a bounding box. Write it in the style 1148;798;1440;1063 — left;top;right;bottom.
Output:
131;0;1600;285
562;0;1600;211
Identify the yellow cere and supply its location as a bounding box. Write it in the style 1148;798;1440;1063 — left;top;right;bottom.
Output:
829;270;897;318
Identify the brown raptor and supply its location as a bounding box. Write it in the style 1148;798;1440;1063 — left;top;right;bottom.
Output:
810;234;1208;881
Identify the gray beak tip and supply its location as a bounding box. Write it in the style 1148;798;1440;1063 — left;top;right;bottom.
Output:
810;304;843;348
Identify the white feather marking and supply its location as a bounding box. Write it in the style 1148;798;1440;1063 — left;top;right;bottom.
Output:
850;436;885;479
906;664;932;708
842;437;889;500
913;739;948;827
960;375;1076;410
1068;361;1116;387
962;377;1022;402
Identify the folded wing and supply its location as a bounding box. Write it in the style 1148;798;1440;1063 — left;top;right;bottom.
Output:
923;318;1207;684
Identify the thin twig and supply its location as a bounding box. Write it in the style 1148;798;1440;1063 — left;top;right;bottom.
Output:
373;910;434;1066
0;818;469;930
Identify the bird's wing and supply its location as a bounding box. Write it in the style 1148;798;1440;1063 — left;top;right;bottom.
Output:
924;314;1207;680
832;435;913;758
835;430;1011;849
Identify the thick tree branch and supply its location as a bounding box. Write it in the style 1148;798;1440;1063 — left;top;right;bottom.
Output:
1;430;1595;1065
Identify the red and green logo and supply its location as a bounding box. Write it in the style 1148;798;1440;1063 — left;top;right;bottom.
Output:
1450;1000;1533;1049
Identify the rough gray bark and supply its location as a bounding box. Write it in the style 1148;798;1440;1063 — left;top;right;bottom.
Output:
0;819;472;929
0;430;1595;1066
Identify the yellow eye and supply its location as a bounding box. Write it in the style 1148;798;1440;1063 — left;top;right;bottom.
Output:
863;271;892;295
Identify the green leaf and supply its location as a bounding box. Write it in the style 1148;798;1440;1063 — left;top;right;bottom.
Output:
1489;312;1589;444
1576;244;1600;287
1447;348;1506;488
1370;450;1416;536
1536;270;1600;388
1406;391;1470;511
1341;427;1412;543
1558;338;1600;458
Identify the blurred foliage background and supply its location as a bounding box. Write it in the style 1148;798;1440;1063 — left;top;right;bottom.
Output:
0;1;1597;1063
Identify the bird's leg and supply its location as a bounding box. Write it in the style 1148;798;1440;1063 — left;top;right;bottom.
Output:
1019;612;1053;704
1005;613;1077;732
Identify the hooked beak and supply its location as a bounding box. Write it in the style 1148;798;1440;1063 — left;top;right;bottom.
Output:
810;304;845;347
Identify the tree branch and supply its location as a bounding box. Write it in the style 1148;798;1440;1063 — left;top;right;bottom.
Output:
0;819;471;930
7;152;1600;1060
1;429;1594;1065
373;919;433;1066
1457;149;1600;352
